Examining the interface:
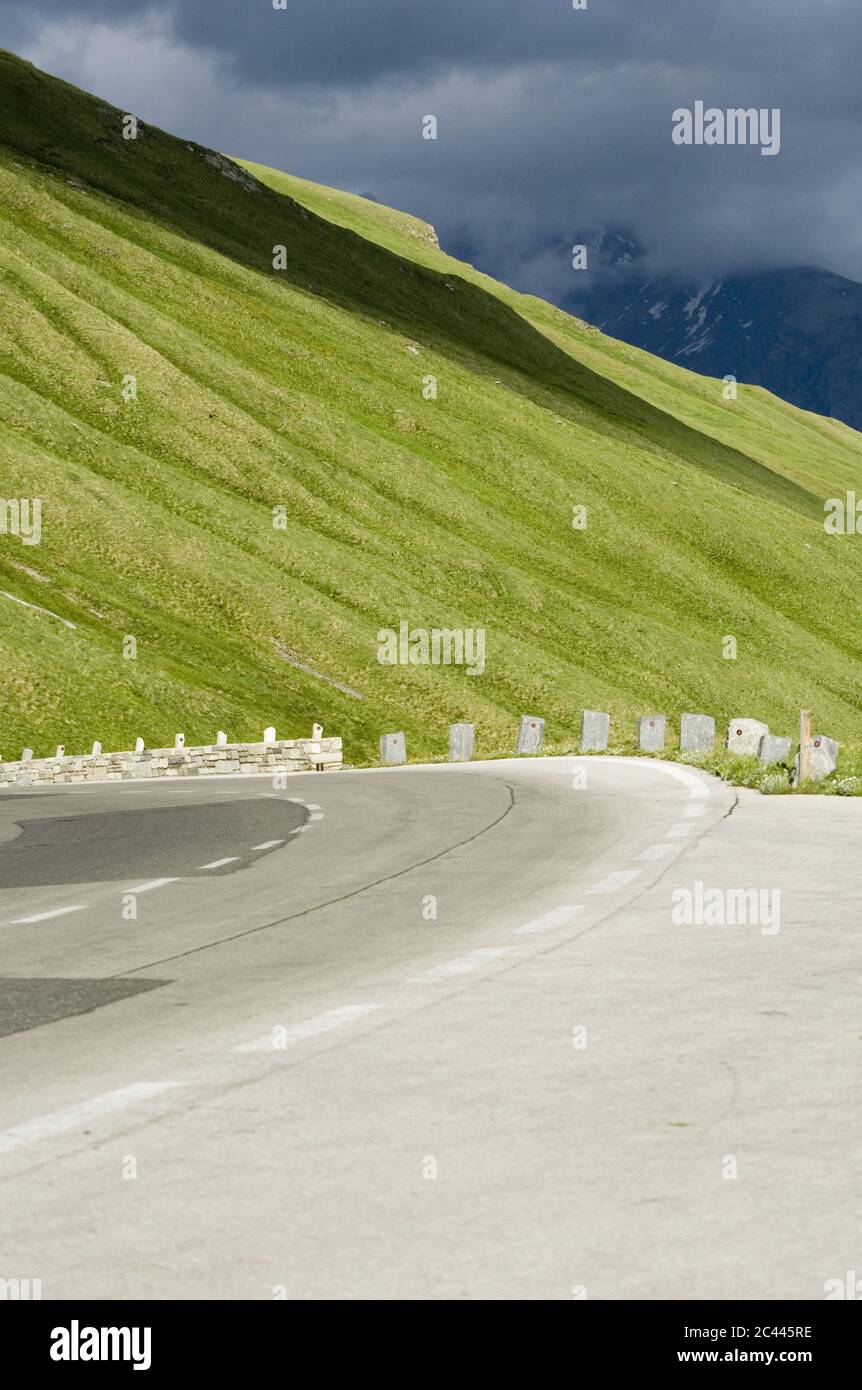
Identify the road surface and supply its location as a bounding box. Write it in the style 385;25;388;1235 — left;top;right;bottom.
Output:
0;757;858;1299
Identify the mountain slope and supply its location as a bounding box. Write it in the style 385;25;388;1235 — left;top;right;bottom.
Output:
1;49;861;764
574;263;862;434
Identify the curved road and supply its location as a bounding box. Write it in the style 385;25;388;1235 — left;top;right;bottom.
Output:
0;757;858;1299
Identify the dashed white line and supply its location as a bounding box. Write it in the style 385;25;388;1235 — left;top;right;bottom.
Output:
198;857;240;870
250;840;285;852
637;844;674;862
409;948;511;983
126;878;178;894
305;803;323;812
0;1082;184;1155
11;905;87;924
513;905;583;935
309;812;324;822
666;825;693;839
234;1004;382;1053
683;804;707;818
588;869;643;895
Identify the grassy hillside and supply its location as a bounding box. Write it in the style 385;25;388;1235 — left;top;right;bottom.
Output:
1;49;861;771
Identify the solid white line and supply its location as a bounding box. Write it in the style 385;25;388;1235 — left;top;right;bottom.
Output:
589;757;710;798
513;905;583;935
126;878;178;893
588;869;643;895
409;948;510;983
198;857;240;869
11;905;87;924
250;840;284;851
0;1082;184;1155
234;1004;382;1053
637;844;674;862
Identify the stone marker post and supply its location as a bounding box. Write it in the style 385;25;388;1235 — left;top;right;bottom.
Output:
263;726;276;745
55;745;65;760
680;713;715;753
726;719;768;756
135;737;145;753
216;731;228;747
448;723;475;762
91;741;102;756
637;715;666;752
759;734;792;765
380;732;407;765
175;733;185;749
808;734;838;780
579;710;609;753
517;716;545;754
22;748;33;762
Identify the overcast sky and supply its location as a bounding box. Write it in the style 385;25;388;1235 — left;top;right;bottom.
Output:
3;0;861;298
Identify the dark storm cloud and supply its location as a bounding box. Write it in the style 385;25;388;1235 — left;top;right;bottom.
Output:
4;0;862;294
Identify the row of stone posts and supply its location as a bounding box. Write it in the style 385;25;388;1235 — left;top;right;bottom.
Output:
379;711;838;781
13;724;325;764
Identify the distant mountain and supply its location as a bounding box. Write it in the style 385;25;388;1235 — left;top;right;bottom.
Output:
572;262;862;433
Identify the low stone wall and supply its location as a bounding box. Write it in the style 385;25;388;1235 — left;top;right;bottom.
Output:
0;737;343;787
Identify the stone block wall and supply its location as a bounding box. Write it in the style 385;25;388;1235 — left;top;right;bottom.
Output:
0;738;343;787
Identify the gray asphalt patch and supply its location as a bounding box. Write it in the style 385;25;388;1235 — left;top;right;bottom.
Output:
0;977;170;1038
0;798;306;888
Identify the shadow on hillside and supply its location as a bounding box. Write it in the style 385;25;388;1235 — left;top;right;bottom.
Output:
0;48;818;519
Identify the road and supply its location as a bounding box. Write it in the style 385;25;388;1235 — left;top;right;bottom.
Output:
0;756;858;1300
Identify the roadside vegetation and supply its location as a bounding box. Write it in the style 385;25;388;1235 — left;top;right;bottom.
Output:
1;49;861;777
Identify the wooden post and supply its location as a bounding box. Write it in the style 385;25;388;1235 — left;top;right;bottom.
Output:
799;709;812;784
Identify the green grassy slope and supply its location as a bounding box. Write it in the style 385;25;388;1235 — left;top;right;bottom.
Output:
1;49;861;768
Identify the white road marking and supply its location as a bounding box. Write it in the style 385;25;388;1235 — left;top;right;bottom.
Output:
250;840;284;851
683;804;707;818
126;878;178;894
309;812;324;822
234;1004;382;1053
513;905;583;935
305;803;323;812
666;825;693;838
198;857;240;869
590;756;710;798
409;948;511;983
588;869;643;894
637;844;674;862
11;905;87;924
0;1082;183;1155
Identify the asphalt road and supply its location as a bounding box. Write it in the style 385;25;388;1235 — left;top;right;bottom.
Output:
0;757;858;1300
